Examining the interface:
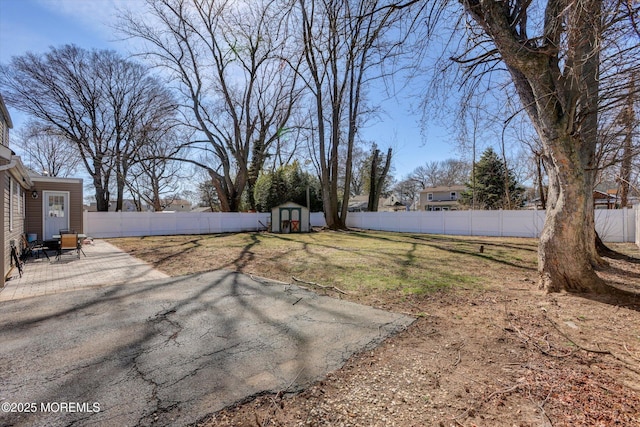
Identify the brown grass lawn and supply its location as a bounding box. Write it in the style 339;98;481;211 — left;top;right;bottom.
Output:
108;230;540;299
108;231;640;426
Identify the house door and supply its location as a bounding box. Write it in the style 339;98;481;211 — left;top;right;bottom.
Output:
43;191;70;240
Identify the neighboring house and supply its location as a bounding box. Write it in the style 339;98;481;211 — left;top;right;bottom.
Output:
162;199;192;212
379;194;408;212
348;194;407;212
593;190;619;210
85;199;140;212
348;195;369;212
419;185;466;211
1;94;83;284
602;189;639;209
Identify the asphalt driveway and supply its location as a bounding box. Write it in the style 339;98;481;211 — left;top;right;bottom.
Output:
0;270;413;426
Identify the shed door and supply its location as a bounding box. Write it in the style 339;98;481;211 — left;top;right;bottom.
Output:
43;191;70;240
279;207;301;233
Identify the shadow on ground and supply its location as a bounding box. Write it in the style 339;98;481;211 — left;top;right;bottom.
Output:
0;270;412;426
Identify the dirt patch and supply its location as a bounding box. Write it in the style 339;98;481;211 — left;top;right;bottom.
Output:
199;265;640;426
109;234;640;426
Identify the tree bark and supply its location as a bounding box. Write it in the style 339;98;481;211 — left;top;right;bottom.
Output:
618;78;635;208
535;152;546;210
367;149;380;212
538;135;609;293
371;148;392;211
461;0;611;293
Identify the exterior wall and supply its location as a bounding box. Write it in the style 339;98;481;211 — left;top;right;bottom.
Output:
0;118;7;148
25;178;83;241
2;172;27;282
0;95;32;283
420;186;465;211
1;170;7;282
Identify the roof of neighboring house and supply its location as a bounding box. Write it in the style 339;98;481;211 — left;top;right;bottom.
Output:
348;195;369;210
349;195;401;210
593;190;618;200
165;198;191;205
420;185;466;193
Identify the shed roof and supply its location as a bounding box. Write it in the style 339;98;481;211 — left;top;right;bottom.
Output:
272;201;308;210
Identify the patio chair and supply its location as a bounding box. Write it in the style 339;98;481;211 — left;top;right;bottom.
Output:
57;233;80;260
23;233;50;261
20;234;33;260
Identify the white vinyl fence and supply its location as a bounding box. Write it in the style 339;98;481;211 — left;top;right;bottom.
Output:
84;211;328;238
634;206;640;247
346;208;636;243
84;207;637;243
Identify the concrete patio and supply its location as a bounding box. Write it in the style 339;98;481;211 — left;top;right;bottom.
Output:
0;239;169;302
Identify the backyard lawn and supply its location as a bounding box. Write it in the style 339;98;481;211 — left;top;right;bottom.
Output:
109;230;539;299
109;231;640;426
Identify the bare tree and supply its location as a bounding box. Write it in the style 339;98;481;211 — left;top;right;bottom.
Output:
349;144;369;196
125;129;185;211
367;145;393;211
0;45;177;211
617;89;638;207
451;0;640;293
14;121;81;177
393;177;421;208
296;0;421;228
118;0;301;212
408;159;469;189
410;161;440;188
605;78;639;207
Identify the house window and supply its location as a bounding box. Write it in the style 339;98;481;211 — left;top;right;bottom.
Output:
427;193;433;201
450;192;457;200
48;195;65;218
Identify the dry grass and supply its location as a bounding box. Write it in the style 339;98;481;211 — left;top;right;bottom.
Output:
108;230;540;296
108;231;640;426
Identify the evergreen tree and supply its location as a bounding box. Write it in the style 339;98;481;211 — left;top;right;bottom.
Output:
253;163;323;212
460;148;524;209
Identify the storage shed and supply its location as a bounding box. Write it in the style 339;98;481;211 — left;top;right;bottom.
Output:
271;202;310;233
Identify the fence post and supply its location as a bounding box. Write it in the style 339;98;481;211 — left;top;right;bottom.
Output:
636;205;640;248
622;207;627;243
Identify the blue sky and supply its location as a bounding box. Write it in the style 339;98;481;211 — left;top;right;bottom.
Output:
0;0;457;178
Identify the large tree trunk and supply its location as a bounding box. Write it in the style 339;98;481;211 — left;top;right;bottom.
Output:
462;0;612;293
93;181;110;212
538;135;609;293
367;149;380;212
